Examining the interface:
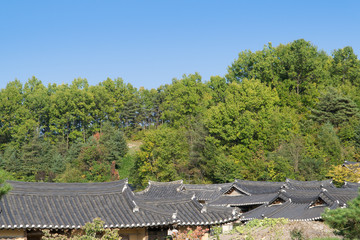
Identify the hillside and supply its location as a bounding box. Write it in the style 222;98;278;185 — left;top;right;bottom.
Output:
1;39;360;187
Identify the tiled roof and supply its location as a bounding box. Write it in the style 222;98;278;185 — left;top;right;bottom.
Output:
343;161;360;166
234;180;284;195
183;183;233;201
322;187;358;204
136;197;239;226
135;181;240;225
135;180;192;200
135;179;359;223
6;178;355;229
0;180;177;230
208;193;277;207
241;201;337;222
0;179;241;230
241;187;358;221
275;189;322;203
342;181;360;189
283;179;335;191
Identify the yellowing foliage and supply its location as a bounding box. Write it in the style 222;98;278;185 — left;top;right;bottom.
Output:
327;163;360;186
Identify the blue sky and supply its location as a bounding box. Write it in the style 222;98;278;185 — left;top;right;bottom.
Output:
1;0;359;90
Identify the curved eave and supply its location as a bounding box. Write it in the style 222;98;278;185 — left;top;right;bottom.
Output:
240;216;322;222
231;202;267;207
210;202;267;207
177;215;240;226
0;220;179;230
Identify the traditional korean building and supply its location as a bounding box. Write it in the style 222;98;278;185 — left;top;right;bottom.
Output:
0;179;239;240
182;182;233;204
0;178;358;239
282;179;336;191
233;179;284;194
241;187;358;221
342;181;360;189
182;179;358;222
135;180;240;226
207;180;283;212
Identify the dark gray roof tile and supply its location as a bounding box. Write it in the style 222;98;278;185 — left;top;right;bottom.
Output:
136;197;238;226
342;181;360;189
284;179;335;191
234;180;284;194
208;193;277;207
242;187;358;221
134;181;239;225
0;180;176;229
183;183;233;201
241;201;337;221
136;180;192;200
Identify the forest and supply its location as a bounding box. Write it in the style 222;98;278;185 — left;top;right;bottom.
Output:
1;39;360;188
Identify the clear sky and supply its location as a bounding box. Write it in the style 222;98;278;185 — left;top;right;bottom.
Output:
1;0;359;90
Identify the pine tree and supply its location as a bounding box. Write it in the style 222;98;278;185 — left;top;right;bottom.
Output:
311;88;359;127
322;191;360;239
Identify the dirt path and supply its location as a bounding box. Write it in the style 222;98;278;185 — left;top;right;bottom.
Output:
216;221;340;240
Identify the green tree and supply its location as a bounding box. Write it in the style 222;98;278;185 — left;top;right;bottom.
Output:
89;84;116;132
327;163;360;186
317;122;342;166
161;73;211;128
132;126;188;187
206;75;228;104
69;78;95;142
0;169;11;197
49;79;96;147
311;89;359;127
99;122;128;163
3;134;63;181
276;39;328;95
226;39;329;110
75;137;110;182
331;46;360;86
268;135;304;178
205;79;280;149
203;139;238;183
1;144;21;174
23;77;49;137
61;124;127;182
226;43;280;86
49;83;75;147
205;79;298;181
323;191;360;239
100;78;140;132
56;164;86;183
0;80;28;147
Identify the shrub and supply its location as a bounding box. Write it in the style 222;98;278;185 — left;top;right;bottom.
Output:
42;218;121;240
322;191;360;239
172;226;209;240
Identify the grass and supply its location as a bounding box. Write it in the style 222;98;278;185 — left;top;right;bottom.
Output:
117;154;136;180
127;140;142;155
117;140;142;180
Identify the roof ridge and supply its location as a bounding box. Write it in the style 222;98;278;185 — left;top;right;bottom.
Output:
138;180;184;194
148;180;183;185
6;179;128;195
223;183;251;196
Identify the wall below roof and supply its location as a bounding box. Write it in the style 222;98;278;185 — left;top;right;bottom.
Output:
119;228;146;240
0;226;212;240
0;229;26;239
177;226;209;240
0;228;147;240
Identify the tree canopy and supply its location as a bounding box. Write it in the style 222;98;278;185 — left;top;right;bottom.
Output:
1;39;360;187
